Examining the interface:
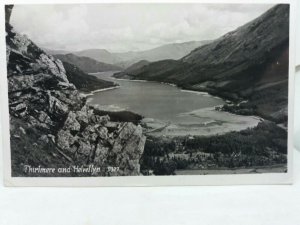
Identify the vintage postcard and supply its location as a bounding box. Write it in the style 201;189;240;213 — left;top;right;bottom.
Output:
1;0;296;186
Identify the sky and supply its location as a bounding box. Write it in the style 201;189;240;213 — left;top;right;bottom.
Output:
10;3;274;53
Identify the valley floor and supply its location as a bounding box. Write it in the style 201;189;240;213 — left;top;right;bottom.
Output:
85;74;288;176
142;107;261;137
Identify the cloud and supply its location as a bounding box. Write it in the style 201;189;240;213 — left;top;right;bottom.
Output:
10;3;274;52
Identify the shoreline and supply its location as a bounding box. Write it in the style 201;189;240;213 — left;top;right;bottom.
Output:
88;70;121;75
86;72;265;137
113;73;230;101
114;75;225;100
80;86;120;97
180;89;223;100
113;74;282;124
85;72;287;174
94;72;232;103
142;107;261;137
115;75;287;129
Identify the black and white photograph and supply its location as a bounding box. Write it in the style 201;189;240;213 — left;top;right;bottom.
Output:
2;1;295;185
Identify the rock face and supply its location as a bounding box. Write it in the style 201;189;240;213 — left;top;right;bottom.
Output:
54;53;122;73
119;5;289;122
6;6;145;177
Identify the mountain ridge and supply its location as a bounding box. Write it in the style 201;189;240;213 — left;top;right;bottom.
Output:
54;53;122;73
114;4;289;123
45;40;210;68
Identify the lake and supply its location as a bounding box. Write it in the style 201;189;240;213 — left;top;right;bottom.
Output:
87;71;260;136
88;71;224;123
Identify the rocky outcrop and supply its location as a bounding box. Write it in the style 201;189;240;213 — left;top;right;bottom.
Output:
56;108;145;176
6;6;145;177
5;5;13;24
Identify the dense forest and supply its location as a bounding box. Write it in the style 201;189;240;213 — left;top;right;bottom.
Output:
141;121;287;175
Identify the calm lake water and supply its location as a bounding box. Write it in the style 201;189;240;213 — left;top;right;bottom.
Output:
88;71;224;124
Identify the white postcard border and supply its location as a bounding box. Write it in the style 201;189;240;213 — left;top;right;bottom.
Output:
0;0;297;187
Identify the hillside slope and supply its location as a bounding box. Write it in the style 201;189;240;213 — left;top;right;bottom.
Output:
54;53;122;73
62;61;117;92
117;4;289;122
114;60;150;79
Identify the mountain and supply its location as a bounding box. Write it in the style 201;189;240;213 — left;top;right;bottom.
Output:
54;53;122;73
73;41;209;68
6;5;145;177
115;41;211;67
43;48;70;55
135;41;210;61
116;4;289;123
74;49;122;65
114;60;150;79
62;61;117;92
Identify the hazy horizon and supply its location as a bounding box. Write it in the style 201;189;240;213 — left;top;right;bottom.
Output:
43;40;208;54
11;3;274;53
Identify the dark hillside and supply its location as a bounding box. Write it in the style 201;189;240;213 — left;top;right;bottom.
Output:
117;4;289;122
62;61;116;92
55;53;122;73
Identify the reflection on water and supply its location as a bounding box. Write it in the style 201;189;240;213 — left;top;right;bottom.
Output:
88;71;224;124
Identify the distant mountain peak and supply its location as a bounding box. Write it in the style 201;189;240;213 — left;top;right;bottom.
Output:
70;40;209;68
54;53;122;73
